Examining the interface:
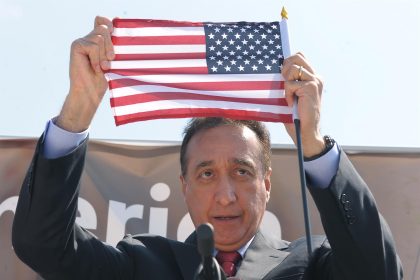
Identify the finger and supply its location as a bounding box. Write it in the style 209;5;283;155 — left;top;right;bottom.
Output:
92;24;115;62
94;16;113;32
283;64;315;82
71;38;102;73
284;80;322;107
282;53;315;77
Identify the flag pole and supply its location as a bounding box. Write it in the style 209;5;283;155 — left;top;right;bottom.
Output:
280;7;313;256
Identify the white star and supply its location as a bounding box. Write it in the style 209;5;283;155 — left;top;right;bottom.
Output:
252;65;258;71
210;56;216;60
275;45;281;49
234;33;241;39
229;51;235;56
271;59;277;64
259;24;264;29
271;24;278;29
211;66;218;72
268;39;274;45
254;29;259;33
255;39;261;45
208;33;215;39
223;55;229;60
236;45;242;50
216;51;222;56
269;50;275;55
277;54;283;58
249;45;255;50
217;60;223;66
242;39;248;45
256;50;262;55
244;59;250;65
233;25;238;28
264;55;269;59
243;50;249;55
209;45;216;51
207;24;214;27
262;45;268;50
258;59;263;64
221;24;226;27
247;33;254;39
222;45;229;51
214;27;221;32
265;65;272;70
245;25;251;29
238;65;245;71
250;55;256;59
215;39;222;45
225;65;231;71
274;34;280;39
267;29;272;34
230;59;237;65
261;34;267;39
228;39;235;45
227;27;233;32
222;33;228;39
240;28;246;32
236;55;243;59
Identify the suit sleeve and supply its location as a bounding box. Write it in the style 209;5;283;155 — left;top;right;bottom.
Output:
12;136;133;280
307;150;403;280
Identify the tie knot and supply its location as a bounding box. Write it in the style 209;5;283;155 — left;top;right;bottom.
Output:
216;251;242;277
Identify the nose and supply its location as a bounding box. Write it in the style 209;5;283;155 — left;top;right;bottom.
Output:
215;176;237;206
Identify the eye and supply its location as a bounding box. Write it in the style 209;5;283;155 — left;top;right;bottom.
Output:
236;168;250;176
199;170;213;179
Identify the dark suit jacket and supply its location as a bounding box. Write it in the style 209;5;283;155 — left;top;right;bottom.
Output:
12;138;403;280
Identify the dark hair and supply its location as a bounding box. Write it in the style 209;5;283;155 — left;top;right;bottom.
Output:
180;117;271;176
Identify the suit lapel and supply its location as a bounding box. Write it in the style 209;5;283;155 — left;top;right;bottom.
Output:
169;235;201;280
236;231;289;280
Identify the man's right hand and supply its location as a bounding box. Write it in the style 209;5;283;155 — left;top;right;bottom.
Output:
56;16;114;132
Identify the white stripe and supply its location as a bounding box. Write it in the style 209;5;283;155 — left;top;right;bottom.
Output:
109;59;207;69
106;73;284;83
113;27;205;37
113;100;292;116
110;84;285;99
114;44;206;55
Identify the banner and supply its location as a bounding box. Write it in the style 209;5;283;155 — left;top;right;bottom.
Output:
1;138;419;279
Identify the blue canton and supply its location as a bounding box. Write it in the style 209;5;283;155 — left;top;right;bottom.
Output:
204;22;283;74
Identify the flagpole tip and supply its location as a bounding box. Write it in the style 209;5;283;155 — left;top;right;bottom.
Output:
281;7;288;20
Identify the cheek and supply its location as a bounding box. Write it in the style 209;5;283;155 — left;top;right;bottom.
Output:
185;189;212;225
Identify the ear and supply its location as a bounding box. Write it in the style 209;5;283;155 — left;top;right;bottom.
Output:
264;167;272;201
180;174;187;197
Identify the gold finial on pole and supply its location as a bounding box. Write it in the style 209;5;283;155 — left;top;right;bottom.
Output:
281;6;288;20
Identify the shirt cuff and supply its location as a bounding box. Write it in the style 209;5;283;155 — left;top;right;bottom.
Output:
43;118;89;159
303;143;340;189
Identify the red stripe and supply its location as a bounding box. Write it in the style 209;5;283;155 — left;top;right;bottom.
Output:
113;18;204;28
109;79;284;91
108;67;209;75
110;92;288;107
114;108;293;125
112;35;205;45
114;52;206;61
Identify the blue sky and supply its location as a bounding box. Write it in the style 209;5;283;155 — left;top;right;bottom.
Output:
1;0;419;147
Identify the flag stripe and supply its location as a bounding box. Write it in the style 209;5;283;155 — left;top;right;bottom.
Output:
110;84;283;98
110;59;207;69
107;73;284;83
110;92;288;107
112;99;292;116
113;19;204;28
114;44;206;54
109;79;284;91
112;35;206;45
114;108;292;125
113;27;205;37
114;52;206;61
108;67;209;75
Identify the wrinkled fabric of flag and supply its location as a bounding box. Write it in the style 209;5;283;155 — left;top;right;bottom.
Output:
105;18;292;126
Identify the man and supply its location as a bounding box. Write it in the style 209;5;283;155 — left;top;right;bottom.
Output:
12;16;403;279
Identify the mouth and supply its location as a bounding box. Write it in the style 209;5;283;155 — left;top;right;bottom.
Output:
213;215;240;221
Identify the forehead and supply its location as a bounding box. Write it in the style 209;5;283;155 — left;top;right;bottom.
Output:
185;125;262;165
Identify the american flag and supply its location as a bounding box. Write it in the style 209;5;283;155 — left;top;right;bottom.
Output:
106;18;292;126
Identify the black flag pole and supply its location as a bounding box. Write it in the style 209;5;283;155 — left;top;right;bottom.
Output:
280;7;313;256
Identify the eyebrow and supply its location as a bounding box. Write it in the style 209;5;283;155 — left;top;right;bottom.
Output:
193;158;256;172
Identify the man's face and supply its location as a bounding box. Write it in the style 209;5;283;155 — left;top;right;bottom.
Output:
180;125;271;251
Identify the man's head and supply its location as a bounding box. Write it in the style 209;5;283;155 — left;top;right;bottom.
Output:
179;118;272;251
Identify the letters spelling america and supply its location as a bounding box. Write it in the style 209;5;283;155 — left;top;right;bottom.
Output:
106;18;292;126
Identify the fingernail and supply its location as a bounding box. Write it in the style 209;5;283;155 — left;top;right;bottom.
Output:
107;51;114;60
101;60;110;70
